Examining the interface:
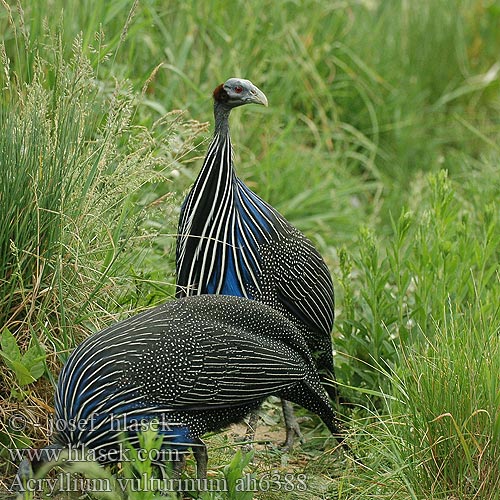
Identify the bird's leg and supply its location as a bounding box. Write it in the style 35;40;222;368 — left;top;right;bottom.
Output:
172;453;186;479
281;400;305;452
192;439;208;480
11;458;33;492
242;410;259;448
11;444;64;492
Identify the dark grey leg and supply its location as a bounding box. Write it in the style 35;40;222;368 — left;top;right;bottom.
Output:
281;400;304;451
192;438;208;480
11;444;64;492
172;453;186;479
11;458;33;492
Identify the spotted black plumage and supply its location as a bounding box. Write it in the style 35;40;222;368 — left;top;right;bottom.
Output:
44;295;343;478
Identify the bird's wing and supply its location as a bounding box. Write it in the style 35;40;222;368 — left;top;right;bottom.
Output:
274;231;335;336
125;329;307;410
57;296;312;418
234;181;334;336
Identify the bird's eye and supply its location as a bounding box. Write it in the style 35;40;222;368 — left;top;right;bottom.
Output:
234;85;243;94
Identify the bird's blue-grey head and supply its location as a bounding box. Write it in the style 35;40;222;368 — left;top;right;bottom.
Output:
213;78;268;109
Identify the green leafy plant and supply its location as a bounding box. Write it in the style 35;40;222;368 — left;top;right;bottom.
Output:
223;450;255;500
0;329;45;388
120;423;175;500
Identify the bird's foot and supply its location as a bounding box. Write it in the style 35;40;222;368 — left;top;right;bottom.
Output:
280;400;308;452
234;433;256;453
280;419;305;452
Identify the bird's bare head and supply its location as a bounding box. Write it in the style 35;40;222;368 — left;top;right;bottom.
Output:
213;78;268;109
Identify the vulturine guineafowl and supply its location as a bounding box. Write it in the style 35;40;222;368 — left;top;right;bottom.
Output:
176;78;336;448
15;295;345;485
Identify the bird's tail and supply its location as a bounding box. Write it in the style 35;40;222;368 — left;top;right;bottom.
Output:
319;368;339;402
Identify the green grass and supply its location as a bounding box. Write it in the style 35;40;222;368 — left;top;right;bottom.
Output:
334;168;499;498
1;0;499;498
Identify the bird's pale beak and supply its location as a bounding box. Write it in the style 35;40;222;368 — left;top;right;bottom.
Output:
250;85;268;107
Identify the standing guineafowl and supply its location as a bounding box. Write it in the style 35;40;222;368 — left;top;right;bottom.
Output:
176;78;336;448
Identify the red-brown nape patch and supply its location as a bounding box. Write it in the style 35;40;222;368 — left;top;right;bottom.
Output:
213;83;229;103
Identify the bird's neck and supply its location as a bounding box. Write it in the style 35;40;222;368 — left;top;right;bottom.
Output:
192;103;235;196
213;102;231;136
